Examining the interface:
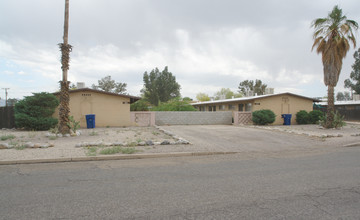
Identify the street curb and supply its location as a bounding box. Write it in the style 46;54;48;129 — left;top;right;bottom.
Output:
0;152;238;165
343;142;360;147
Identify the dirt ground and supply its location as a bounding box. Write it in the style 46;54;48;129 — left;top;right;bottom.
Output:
0;127;182;161
0;126;174;148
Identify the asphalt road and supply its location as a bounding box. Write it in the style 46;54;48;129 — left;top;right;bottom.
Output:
1;147;360;219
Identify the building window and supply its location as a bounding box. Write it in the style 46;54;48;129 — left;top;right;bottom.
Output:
82;93;91;96
238;104;244;111
212;106;216;111
219;105;225;110
245;103;252;111
208;106;212;111
228;104;235;110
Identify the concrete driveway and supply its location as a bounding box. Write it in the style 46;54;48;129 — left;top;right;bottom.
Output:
160;125;338;155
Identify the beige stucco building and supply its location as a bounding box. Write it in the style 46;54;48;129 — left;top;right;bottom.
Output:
192;93;319;125
53;88;140;128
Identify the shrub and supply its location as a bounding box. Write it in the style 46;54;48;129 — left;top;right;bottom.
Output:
130;99;151;111
14;92;59;130
252;109;276;125
308;110;324;124
67;115;80;133
319;111;346;128
295;110;309;124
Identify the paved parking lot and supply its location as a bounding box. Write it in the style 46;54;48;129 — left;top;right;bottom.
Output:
160;125;332;154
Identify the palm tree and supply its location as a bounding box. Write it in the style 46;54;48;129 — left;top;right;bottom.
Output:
312;5;358;128
59;0;72;134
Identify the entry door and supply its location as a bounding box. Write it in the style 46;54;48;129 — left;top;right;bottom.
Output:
281;97;290;114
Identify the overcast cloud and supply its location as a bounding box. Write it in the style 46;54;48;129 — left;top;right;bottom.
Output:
0;0;359;101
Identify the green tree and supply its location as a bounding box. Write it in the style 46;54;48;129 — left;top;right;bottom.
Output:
130;99;150;111
312;5;358;128
238;79;267;95
214;88;242;100
344;47;360;95
15;93;59;130
7;98;18;106
344;91;351;100
336;92;345;101
92;75;127;94
196;93;210;101
141;66;181;106
151;98;197;111
182;97;193;102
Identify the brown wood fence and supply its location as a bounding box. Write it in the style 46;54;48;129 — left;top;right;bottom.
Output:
0;106;15;128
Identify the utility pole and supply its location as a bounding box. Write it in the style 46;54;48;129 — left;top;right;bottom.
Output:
2;88;9;107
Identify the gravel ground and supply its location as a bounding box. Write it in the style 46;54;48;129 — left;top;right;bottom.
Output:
1;122;360;162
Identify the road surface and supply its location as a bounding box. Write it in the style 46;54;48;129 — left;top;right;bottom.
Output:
1;147;360;219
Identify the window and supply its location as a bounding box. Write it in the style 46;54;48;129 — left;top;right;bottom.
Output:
212;106;216;111
238;104;244;111
228;104;235;110
219;105;225;110
245;103;252;111
208;106;212;111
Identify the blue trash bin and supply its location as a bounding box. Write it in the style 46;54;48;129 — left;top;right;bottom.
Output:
85;114;95;128
281;114;292;125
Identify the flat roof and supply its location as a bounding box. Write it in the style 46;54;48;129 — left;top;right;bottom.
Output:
318;100;360;106
191;92;320;106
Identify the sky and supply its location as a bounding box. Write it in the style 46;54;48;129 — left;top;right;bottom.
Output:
0;0;359;102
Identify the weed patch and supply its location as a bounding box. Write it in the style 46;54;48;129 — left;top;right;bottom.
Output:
1;134;16;141
99;146;137;155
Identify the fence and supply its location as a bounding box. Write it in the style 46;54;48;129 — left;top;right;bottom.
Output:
131;111;233;126
233;111;252;125
314;106;360;121
0;106;15;129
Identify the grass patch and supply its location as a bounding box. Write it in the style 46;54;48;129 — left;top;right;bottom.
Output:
28;131;37;138
15;145;26;150
99;146;137;155
89;131;98;136
85;146;98;156
48;136;57;140
1;134;16;141
152;131;160;136
127;142;137;147
136;138;143;143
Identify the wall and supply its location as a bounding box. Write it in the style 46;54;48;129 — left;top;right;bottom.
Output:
130;112;156;126
54;91;132;128
252;95;313;125
155;111;232;125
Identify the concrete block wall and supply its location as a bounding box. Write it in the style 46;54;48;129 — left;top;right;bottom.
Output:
155;111;232;125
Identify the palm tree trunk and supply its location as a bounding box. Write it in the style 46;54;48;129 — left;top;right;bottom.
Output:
326;85;335;128
59;0;71;134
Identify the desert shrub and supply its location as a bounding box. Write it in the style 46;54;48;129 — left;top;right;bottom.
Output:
320;111;346;129
14;92;59;130
252;109;276;125
308;110;324;124
67;115;80;133
295;110;309;124
152;98;197;111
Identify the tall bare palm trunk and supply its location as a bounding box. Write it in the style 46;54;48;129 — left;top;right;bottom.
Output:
326;86;335;128
59;0;71;134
